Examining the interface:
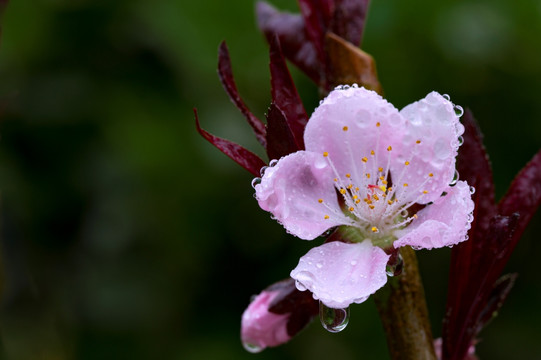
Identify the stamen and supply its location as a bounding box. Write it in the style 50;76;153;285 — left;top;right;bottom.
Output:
376;122;381;127
340;188;347;195
362;157;368;163
345;173;351;178
334;178;338;182
405;161;410;166
323;152;329;157
387;146;392;151
378;167;383;172
343;126;348;131
416;140;421;144
429;173;433;177
366;173;371;178
403;183;408;187
318;199;323;203
423;190;428;194
370;150;375;156
349;207;355;212
324;215;330;219
371;226;378;232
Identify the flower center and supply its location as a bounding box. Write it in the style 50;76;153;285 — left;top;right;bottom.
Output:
318;128;434;246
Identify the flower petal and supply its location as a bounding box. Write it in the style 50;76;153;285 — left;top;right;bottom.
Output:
241;289;290;351
255;151;349;240
304;86;404;186
290;241;390;308
397;92;464;204
394;181;474;249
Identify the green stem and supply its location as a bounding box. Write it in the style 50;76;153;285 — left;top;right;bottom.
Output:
374;247;437;360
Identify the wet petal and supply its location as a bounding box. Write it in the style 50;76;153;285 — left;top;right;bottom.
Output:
241;289;290;352
394;181;474;249
255;151;349;240
290;241;390;308
397;92;464;204
304;86;405;187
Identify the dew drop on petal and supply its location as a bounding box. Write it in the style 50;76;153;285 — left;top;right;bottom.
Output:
319;301;350;333
386;252;404;277
454;105;464;117
259;166;268;176
449;170;459;186
251;178;261;188
295;280;307;291
269;159;279;167
242;342;264;353
400;209;409;218
457;135;464;146
470;186;476;194
443;94;451;101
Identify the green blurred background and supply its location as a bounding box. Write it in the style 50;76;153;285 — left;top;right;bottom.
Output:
0;0;539;359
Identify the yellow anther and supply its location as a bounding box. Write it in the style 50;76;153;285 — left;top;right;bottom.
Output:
362;157;368;163
429;173;434;177
371;226;378;232
405;161;410;166
349;207;355;212
366;199;373;205
381;180;388;185
403;183;409;187
413;214;418;219
318;199;323;203
370;150;375;156
379;176;385;181
343;126;349;131
323;151;329;157
369;205;375;210
388;187;393;192
355;187;360;191
416;140;421;144
366;173;371;179
423;190;428;194
387;146;392;151
355;199;361;204
353;195;359;200
379;185;387;192
345;173;351;178
347;184;353;189
378;167;383;172
373;194;380;201
340;188;347;194
376;122;381;127
324;215;330;219
388;200;393;205
334;178;338;182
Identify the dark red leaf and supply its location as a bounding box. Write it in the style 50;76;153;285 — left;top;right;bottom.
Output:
475;273;517;335
256;1;321;84
194;109;266;177
297;0;333;62
456;109;496;236
218;41;267;148
265;103;300;160
269;36;308;149
267;278;319;337
498;150;541;244
331;0;371;46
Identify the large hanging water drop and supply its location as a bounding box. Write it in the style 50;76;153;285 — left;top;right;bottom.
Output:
319;301;350;333
454;105;464;117
242;342;264;353
251;177;261;189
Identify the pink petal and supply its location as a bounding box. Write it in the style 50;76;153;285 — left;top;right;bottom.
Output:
241;289;290;352
397;92;464;204
255;151;349;240
393;181;474;249
304;86;405;186
290;241;390;309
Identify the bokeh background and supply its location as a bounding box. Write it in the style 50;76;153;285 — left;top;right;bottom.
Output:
0;0;539;359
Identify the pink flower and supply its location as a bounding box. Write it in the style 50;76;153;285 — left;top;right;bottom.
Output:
254;86;474;309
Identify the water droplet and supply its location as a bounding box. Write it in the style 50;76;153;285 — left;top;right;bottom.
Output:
319;301;350;333
449;170;459;186
242;342;264;353
351;83;359;88
295;280;307;291
454;105;464;117
269;159;279;167
442;94;451;101
400;209;409;218
251;178;262;188
259;166;268;176
470;186;476;194
386;252;404;277
457;135;464;146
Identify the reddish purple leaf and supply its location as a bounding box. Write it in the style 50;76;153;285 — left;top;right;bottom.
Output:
297;0;333;62
265;103;300;160
267;278;319;337
475;273;517;335
498;150;541;242
269;36;308;149
256;1;321;84
331;0;371;46
218;41;267;148
194;109;266;177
